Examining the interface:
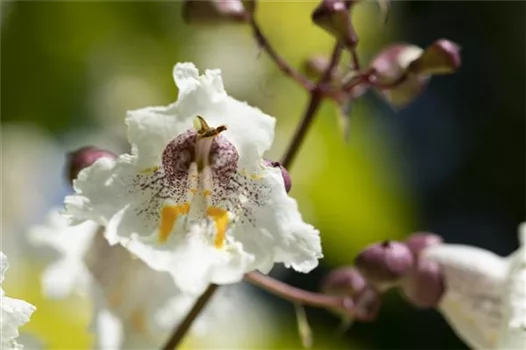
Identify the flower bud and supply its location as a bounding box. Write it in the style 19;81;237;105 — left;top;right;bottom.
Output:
405;232;443;257
408;39;461;76
312;0;357;48
370;44;428;109
353;285;382;321
401;257;444;308
67;146;116;184
321;267;367;297
264;160;291;193
355;240;414;288
182;0;248;25
370;40;460;109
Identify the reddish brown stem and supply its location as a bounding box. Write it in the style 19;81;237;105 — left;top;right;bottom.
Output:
245;272;354;315
248;14;315;91
281;42;343;168
161;284;218;350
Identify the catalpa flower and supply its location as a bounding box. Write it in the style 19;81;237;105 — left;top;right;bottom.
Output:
1;252;36;350
64;62;322;293
28;210;98;299
29;210;178;348
422;223;526;350
29;210;277;349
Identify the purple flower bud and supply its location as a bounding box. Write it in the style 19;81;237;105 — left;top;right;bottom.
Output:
264;160;291;193
370;44;429;109
182;0;248;25
355;240;414;288
401;257;445;308
405;232;443;257
67;146;116;184
353;286;382;321
408;39;461;76
369;39;461;110
321;267;367;297
311;0;357;48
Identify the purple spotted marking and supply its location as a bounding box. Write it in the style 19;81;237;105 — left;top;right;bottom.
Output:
162;129;197;184
132;124;272;232
210;134;239;185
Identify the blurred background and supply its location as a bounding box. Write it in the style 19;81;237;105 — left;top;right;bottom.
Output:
1;1;524;349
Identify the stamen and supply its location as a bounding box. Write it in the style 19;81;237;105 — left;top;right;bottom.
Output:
194;116;227;139
207;206;229;249
194;116;227;170
159;203;190;243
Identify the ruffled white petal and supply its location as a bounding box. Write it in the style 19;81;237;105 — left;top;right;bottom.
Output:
41;260;90;299
64;156;135;228
28;210;98;256
423;244;509;349
1;253;36;350
127;63;275;171
122;223;254;294
28;210;98;298
232;165;322;274
497;223;526;349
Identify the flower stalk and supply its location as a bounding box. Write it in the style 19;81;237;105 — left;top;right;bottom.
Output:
281;42;343;168
245;272;354;316
247;13;315;92
161;284;219;350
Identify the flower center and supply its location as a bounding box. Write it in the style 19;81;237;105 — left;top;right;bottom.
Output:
159;117;238;248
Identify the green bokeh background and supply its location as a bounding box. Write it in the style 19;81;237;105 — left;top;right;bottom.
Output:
1;1;524;349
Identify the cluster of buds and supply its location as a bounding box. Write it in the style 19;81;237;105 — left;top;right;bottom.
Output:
321;232;446;322
321;266;381;321
181;0;461;106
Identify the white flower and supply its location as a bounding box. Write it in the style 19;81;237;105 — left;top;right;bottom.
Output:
64;62;322;293
497;223;526;350
28;210;98;299
1;252;36;350
29;210;278;349
422;223;526;350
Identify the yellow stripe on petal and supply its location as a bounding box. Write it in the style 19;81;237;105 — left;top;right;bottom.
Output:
140;166;159;174
207;207;229;249
131;309;147;333
159;203;190;243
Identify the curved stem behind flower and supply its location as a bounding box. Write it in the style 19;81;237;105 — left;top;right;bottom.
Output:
248;14;315;91
281;42;343;168
161;284;218;350
245;271;354;315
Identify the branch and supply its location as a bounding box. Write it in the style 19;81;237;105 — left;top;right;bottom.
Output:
248;14;315;91
281;42;343;168
161;284;219;350
245;272;354;316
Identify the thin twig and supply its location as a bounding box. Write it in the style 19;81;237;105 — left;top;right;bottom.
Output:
161;284;218;350
281;42;343;168
248;14;315;91
245;272;353;315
